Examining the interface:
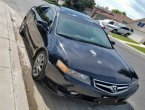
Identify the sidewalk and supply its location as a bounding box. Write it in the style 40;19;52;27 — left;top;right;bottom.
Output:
0;1;29;110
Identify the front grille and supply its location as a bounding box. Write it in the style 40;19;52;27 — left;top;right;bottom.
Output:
94;79;130;94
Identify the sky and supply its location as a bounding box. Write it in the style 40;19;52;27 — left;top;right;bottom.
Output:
95;0;145;20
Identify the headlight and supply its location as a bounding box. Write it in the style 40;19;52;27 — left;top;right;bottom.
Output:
67;70;91;85
56;60;91;85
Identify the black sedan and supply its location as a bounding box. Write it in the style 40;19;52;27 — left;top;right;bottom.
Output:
19;4;139;103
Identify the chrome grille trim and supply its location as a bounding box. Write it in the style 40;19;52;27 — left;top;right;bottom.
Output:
94;79;130;94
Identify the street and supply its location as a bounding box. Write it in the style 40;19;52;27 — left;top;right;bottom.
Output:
1;0;145;110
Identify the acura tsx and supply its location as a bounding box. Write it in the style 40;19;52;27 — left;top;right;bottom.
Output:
19;4;139;103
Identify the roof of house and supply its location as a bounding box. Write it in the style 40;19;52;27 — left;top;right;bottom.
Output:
91;7;115;19
113;13;133;24
86;7;133;24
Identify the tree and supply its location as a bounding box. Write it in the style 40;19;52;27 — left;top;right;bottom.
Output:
112;9;126;16
112;9;122;14
122;12;126;16
64;0;95;12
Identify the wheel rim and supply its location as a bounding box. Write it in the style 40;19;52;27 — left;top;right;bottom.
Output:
126;34;129;37
33;54;45;77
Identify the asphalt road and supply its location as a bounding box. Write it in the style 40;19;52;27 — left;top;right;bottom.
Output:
1;0;145;110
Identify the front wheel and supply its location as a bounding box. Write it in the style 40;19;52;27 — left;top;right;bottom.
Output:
124;33;130;37
112;29;117;33
32;50;47;81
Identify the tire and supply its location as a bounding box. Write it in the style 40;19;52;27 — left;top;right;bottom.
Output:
112;29;117;33
32;50;47;81
124;33;130;37
19;20;25;36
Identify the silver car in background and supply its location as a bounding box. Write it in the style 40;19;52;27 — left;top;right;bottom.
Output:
101;19;133;37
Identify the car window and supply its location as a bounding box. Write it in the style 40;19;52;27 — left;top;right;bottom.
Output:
109;21;114;25
114;22;120;26
36;6;49;16
37;7;55;25
130;29;134;32
57;14;112;49
122;27;129;31
40;8;54;23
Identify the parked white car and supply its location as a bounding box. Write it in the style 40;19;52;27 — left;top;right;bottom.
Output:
101;19;133;37
112;26;134;37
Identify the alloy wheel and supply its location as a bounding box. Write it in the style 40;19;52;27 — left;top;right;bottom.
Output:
32;54;45;77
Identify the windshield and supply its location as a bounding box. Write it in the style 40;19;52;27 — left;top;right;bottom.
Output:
57;14;112;49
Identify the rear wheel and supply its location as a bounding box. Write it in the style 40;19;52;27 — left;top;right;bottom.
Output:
32;50;47;81
124;33;130;37
112;29;117;33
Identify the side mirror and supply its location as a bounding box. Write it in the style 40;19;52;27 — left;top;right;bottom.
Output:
52;0;57;2
51;0;60;5
37;20;48;28
111;41;115;45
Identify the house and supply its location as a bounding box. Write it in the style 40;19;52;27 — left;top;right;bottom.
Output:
85;7;114;20
127;18;145;44
84;7;145;44
113;13;133;24
84;7;133;24
85;7;114;21
58;0;65;5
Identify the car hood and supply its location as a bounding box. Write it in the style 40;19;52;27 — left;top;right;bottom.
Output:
48;35;138;84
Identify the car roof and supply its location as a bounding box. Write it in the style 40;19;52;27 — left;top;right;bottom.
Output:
40;4;99;25
60;7;90;18
42;4;97;24
60;7;99;24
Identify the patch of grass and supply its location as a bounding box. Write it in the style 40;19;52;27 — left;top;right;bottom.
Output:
127;44;145;54
110;33;140;44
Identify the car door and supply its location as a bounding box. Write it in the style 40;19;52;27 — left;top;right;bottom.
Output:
35;7;55;47
26;6;55;54
26;7;43;53
118;27;125;34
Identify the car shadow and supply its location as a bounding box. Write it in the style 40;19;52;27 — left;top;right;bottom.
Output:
34;81;134;110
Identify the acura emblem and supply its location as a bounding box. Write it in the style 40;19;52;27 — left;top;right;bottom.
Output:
112;85;118;93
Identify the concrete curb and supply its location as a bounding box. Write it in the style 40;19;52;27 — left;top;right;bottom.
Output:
1;2;29;110
109;35;145;58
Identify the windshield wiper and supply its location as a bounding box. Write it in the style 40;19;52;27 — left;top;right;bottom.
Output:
57;33;112;49
70;37;112;49
80;40;112;49
57;33;75;40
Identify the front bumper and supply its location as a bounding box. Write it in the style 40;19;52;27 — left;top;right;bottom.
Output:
44;62;139;102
